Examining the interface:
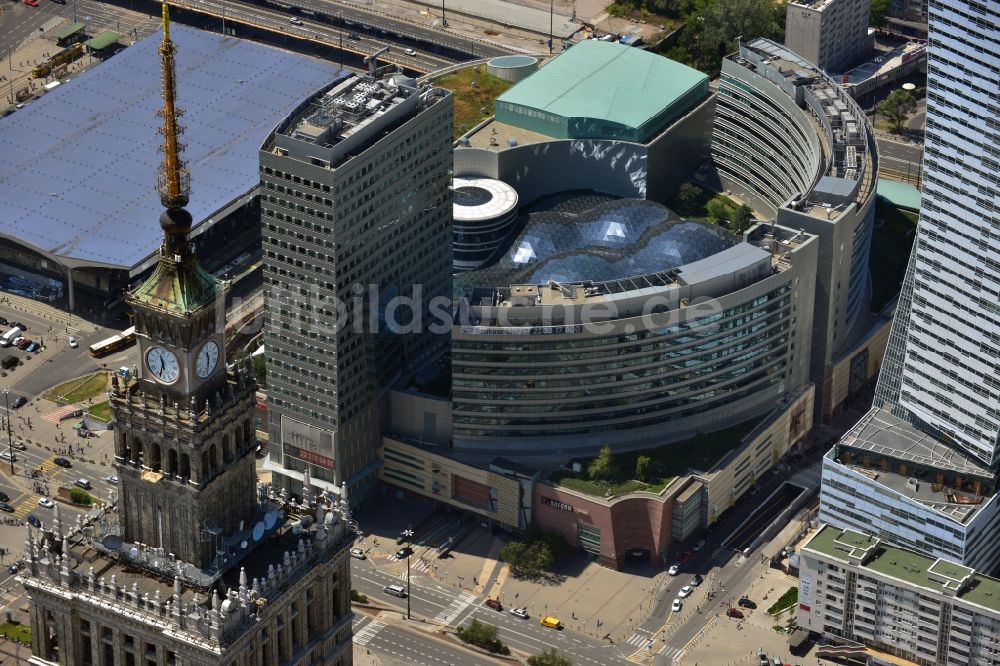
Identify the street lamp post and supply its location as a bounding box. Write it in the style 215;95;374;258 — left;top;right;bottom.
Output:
402;528;414;619
2;390;14;475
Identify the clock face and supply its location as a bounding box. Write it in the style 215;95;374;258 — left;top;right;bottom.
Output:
196;340;220;379
146;347;180;384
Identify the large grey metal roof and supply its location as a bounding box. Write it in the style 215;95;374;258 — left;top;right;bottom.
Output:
0;26;343;271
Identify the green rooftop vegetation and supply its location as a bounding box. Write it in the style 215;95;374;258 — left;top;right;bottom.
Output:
432;66;513;139
668;183;755;234
550;416;764;498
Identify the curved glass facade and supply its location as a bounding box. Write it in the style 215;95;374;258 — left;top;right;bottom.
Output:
453;286;794;441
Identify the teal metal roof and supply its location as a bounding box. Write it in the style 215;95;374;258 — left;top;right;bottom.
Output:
877;178;921;211
497;40;707;131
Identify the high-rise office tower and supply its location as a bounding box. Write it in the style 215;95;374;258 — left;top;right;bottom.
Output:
21;8;356;664
874;0;1000;467
260;74;453;500
819;0;1000;569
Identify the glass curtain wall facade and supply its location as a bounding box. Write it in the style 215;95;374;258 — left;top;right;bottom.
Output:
873;0;1000;467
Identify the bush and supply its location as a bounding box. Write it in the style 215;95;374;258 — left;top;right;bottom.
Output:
529;648;573;666
587;445;616;481
767;586;798;615
350;589;368;604
69;487;93;505
706;197;732;222
635;455;652;482
456;619;510;654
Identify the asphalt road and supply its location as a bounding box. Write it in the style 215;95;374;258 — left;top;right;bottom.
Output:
351;557;629;665
353;615;500;666
876;136;923;175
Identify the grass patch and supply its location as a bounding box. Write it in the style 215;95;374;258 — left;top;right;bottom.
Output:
0;622;30;644
869;198;918;311
767;586;798;615
550;417;764;497
432;66;513;138
87;401;111;422
43;372;108;404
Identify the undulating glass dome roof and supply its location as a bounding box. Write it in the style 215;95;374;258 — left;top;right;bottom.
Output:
459;196;735;294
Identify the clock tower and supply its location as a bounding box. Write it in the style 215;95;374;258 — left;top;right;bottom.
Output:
111;10;258;571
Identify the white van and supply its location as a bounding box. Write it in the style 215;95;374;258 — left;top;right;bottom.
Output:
383;584;407;598
0;327;22;348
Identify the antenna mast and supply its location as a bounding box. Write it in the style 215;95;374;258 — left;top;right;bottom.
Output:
157;3;190;210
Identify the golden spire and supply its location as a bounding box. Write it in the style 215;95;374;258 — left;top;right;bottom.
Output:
156;2;190;210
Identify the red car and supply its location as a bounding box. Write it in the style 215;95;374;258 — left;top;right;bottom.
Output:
484;598;503;611
727;607;745;619
23;0;39;6
679;550;694;564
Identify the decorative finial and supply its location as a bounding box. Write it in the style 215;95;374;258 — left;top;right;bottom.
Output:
157;2;190;212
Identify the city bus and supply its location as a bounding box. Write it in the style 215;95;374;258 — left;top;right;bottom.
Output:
87;326;136;357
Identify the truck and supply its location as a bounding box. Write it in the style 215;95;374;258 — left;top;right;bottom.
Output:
0;327;23;348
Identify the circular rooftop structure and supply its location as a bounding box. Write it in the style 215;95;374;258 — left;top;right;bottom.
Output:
487;55;539;83
452;177;520;272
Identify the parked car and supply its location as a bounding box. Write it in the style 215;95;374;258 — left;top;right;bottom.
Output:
727;607;745;619
671;599;682;612
68;336;78;348
7;561;24;574
394;546;413;560
679;550;694;564
37;497;55;508
510;607;529;619
484;598;503;611
11;396;25;409
0;491;8;502
0;317;8;326
25;342;39;353
11;323;26;331
15;339;31;350
757;652;770;666
349;548;366;560
678;585;692;598
738;597;757;609
668;563;680;576
691;574;704;587
23;0;39;7
53;457;72;468
12;337;25;348
0;502;13;513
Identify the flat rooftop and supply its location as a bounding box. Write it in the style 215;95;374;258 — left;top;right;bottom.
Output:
0;26;341;272
842;42;926;86
805;525;1000;613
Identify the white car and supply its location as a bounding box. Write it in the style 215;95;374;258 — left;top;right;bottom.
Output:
105;475;119;484
404;48;416;55
678;585;692;598
510;607;529;619
290;17;303;25
68;336;78;348
668;563;680;576
671;599;682;612
37;498;55;508
349;548;366;560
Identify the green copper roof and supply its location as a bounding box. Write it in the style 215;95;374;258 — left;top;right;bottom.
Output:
129;253;220;315
496;40;708;139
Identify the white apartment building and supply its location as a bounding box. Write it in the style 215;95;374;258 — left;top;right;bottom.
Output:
785;0;872;72
799;525;1000;666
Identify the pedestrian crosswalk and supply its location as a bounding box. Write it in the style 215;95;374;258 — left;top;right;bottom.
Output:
625;631;652;647
434;591;477;625
353;620;385;646
657;644;686;663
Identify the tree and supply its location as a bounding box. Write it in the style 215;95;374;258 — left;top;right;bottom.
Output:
674;183;703;214
869;0;890;27
252;354;267;387
706;197;732;222
588;444;616;481
697;0;782;69
529;648;573;666
635;455;652;482
731;204;754;232
878;89;917;132
457;619;510;654
500;540;554;578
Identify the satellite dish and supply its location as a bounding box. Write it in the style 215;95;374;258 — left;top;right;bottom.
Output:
252;522;265;541
129;547;140;558
264;510;280;529
102;535;123;551
240;540;248;550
